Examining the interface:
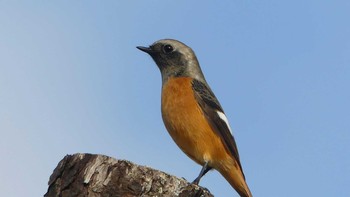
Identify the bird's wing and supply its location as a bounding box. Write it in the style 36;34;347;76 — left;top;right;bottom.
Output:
192;79;244;176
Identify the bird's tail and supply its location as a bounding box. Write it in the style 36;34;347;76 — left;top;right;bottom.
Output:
218;163;252;197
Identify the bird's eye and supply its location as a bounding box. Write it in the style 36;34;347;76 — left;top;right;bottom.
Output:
162;44;174;54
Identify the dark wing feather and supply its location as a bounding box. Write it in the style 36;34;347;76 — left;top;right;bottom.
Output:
192;79;244;176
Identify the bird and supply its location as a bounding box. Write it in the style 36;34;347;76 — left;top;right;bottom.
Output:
137;39;252;197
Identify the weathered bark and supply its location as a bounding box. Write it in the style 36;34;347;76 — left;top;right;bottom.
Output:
45;153;213;197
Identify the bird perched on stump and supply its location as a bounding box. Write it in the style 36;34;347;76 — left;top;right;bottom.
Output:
137;39;252;197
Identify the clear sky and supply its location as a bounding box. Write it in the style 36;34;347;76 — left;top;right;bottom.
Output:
1;1;349;196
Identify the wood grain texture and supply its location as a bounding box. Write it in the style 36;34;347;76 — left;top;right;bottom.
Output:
45;153;213;197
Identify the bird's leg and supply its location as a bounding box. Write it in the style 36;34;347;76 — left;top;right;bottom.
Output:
192;162;212;185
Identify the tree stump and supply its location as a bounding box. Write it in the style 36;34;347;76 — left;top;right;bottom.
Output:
45;153;213;197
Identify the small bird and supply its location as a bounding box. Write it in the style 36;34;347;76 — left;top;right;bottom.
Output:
137;39;252;197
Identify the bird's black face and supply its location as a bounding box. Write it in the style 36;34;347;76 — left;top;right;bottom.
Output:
137;39;203;82
137;43;182;67
137;41;188;77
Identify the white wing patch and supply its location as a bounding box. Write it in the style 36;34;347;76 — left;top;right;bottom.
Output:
216;111;233;134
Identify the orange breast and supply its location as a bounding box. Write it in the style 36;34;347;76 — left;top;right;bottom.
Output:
161;77;229;166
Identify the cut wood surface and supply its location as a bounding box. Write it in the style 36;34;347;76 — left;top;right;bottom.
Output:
45;153;213;197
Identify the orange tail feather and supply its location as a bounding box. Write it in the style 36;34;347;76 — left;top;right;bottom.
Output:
217;163;252;197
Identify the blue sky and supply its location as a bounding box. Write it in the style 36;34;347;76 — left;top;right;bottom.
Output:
0;1;349;196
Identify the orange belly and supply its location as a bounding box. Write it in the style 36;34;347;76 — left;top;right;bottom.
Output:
161;77;229;167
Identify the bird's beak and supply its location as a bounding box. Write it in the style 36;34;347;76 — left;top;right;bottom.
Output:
136;46;153;54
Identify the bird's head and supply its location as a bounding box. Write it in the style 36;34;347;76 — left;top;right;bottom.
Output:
137;39;205;83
